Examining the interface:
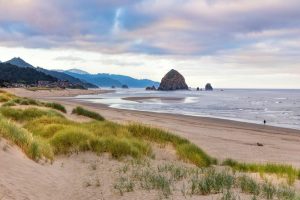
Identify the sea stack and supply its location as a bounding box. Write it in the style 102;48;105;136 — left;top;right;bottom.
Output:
146;86;156;90
205;83;213;91
158;69;188;91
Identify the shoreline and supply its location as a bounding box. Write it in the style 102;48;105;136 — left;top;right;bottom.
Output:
4;88;300;167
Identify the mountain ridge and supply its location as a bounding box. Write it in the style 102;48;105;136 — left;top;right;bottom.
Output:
63;69;159;88
5;57;34;68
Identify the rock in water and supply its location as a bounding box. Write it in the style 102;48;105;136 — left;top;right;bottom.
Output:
205;83;213;91
158;69;188;91
146;86;156;90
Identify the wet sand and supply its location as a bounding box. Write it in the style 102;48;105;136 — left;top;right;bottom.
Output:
122;96;185;103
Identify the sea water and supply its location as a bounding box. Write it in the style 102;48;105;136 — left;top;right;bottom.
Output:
75;88;300;130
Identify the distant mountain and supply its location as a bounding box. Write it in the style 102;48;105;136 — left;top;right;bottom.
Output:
64;69;159;88
66;68;89;74
64;71;123;87
0;63;57;84
5;57;34;68
37;67;98;88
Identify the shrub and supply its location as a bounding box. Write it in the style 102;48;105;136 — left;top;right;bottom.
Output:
72;106;105;121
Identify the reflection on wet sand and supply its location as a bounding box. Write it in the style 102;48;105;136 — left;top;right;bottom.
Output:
122;96;186;103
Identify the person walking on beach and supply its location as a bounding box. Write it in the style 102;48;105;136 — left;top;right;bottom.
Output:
263;120;266;125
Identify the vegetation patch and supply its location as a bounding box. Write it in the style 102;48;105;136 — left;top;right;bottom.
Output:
222;159;299;184
115;161;300;199
0;90;16;102
43;102;66;113
72;106;105;121
0;115;54;160
128;123;216;167
2;96;66;113
0;107;63;122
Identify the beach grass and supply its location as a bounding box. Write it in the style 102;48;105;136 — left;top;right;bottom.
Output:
116;161;299;199
0;102;215;167
43;102;67;113
222;158;299;184
0;90;16;102
128;124;217;167
0;115;54;160
2;95;67;113
0;107;63;122
72;106;105;121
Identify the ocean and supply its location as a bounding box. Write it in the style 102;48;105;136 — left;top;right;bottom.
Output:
75;88;300;130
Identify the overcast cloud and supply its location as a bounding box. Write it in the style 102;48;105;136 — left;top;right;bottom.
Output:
0;0;299;88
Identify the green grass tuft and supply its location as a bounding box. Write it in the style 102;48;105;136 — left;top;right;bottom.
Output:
72;106;105;121
50;127;95;154
0;107;63;122
222;158;299;184
0;115;54;160
43;102;66;113
128;123;216;167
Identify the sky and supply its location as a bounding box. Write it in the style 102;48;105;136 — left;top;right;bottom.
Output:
0;0;300;88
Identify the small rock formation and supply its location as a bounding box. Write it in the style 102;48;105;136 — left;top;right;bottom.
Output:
111;85;115;89
158;69;188;91
146;86;156;91
205;83;213;91
122;84;129;89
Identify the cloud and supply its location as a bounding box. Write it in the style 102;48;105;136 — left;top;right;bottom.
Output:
0;0;299;55
54;55;85;62
0;0;300;88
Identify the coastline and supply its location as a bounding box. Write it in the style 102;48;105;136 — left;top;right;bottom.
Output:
4;88;300;167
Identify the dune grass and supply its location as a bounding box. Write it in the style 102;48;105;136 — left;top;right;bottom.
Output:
43;102;67;113
0;115;54;160
1;94;67;113
0;107;63;122
72;106;105;121
116;161;299;199
0;103;214;166
128;124;217;167
222;158;300;185
0;90;16;102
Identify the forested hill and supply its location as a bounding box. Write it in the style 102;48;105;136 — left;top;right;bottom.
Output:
0;63;57;84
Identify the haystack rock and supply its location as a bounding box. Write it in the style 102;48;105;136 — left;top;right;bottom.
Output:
205;83;213;91
158;69;188;91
